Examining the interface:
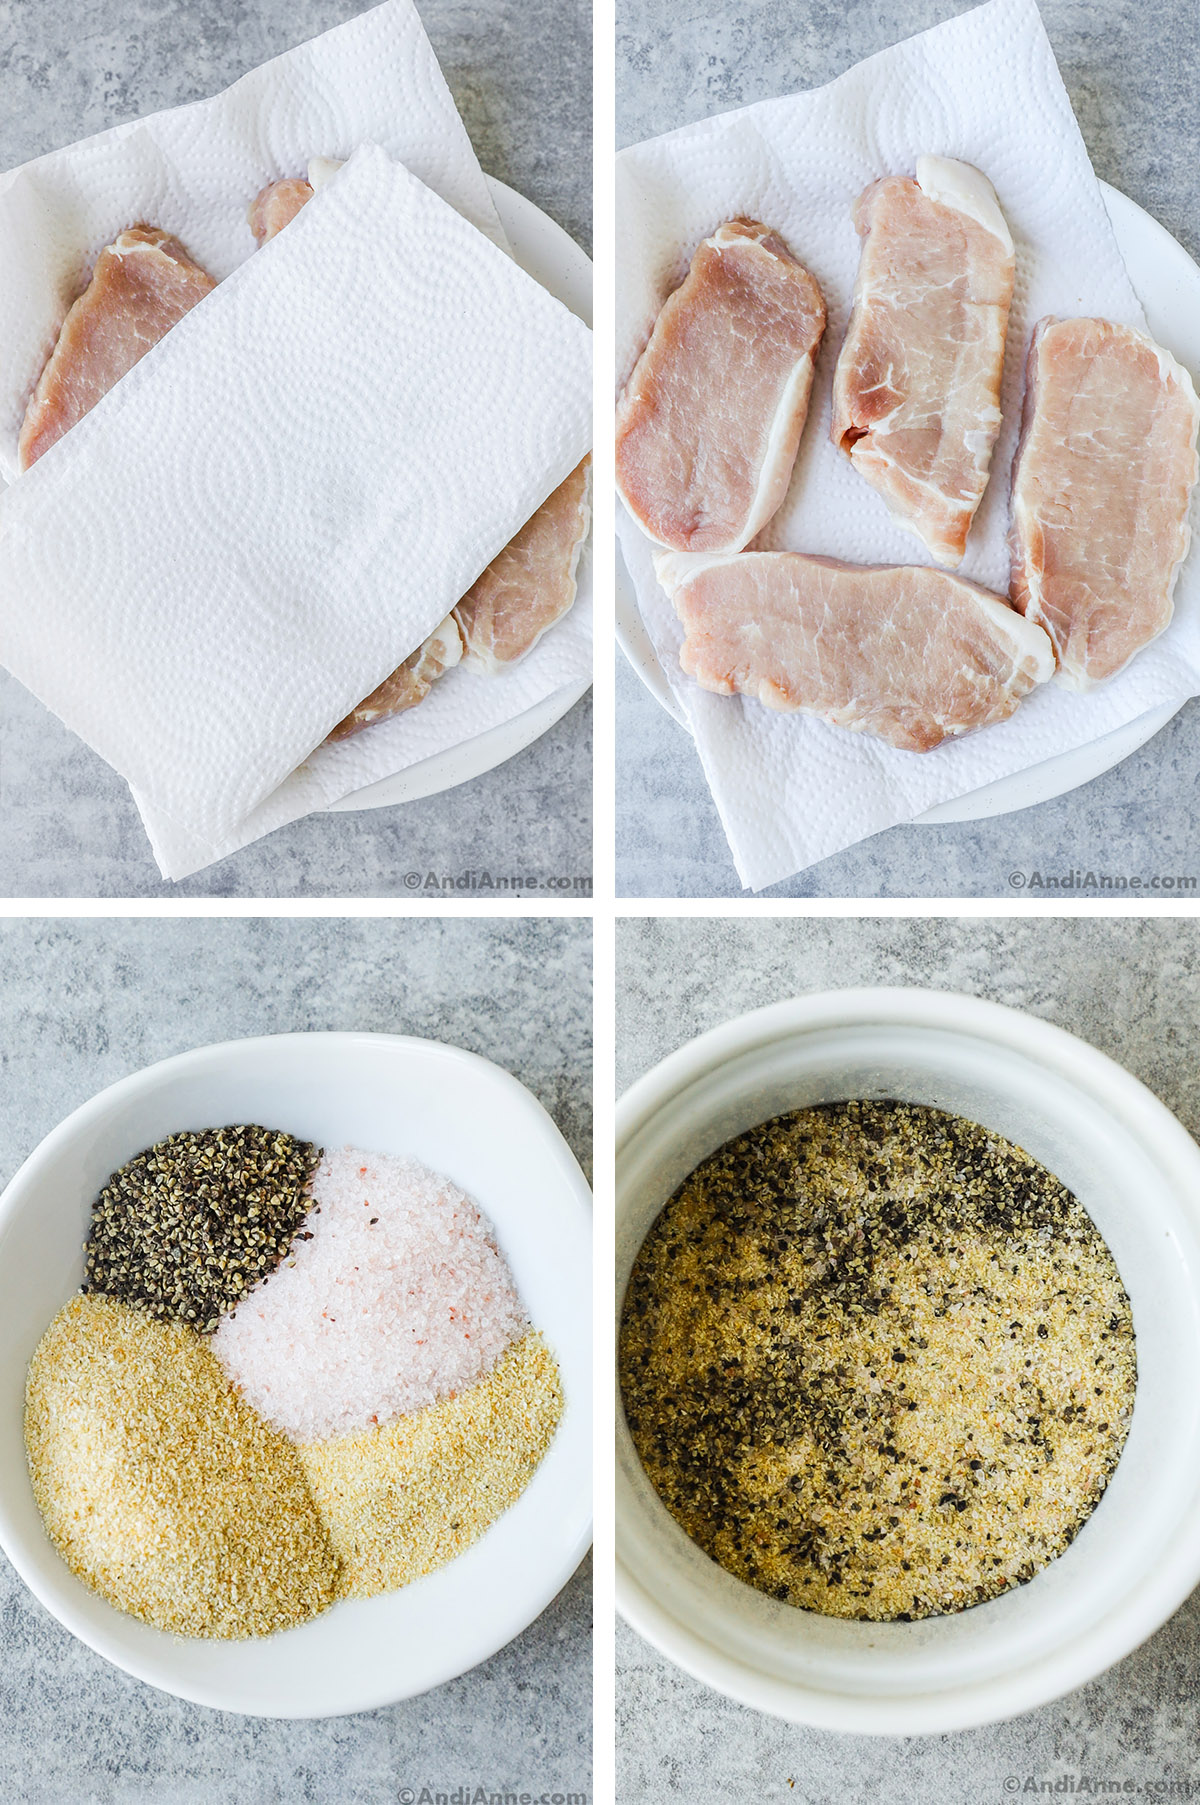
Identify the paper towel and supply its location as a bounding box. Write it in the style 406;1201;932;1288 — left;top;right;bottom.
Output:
0;145;593;864
0;0;508;481
616;0;1200;891
135;547;594;881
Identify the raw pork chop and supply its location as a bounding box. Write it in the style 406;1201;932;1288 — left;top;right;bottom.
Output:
326;618;464;743
655;549;1054;751
18;228;215;470
247;178;314;245
246;160;342;245
831;157;1015;567
1009;316;1200;688
455;458;592;671
615;218;827;553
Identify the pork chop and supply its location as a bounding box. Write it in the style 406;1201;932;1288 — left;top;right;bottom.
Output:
616;218;827;553
1009;316;1200;688
325;617;464;743
17;227;216;471
655;549;1054;752
831;157;1015;567
247;159;344;245
455;458;592;672
247;177;314;246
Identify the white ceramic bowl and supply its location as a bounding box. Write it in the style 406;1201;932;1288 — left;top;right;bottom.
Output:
0;1031;592;1717
616;988;1200;1734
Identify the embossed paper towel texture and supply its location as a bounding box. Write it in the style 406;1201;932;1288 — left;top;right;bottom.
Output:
0;0;507;482
134;543;594;881
616;0;1200;891
0;146;593;861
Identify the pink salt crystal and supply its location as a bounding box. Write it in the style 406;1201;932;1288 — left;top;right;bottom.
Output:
211;1146;528;1442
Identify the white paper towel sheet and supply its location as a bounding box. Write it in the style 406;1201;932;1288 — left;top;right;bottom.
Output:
0;145;593;871
0;0;507;481
134;553;594;880
616;0;1200;891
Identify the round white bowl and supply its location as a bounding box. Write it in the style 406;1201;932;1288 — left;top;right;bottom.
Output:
616;988;1200;1734
0;1031;592;1718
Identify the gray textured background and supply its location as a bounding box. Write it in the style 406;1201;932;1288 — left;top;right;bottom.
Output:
615;0;1200;898
0;916;591;1804
616;915;1200;1802
0;0;591;898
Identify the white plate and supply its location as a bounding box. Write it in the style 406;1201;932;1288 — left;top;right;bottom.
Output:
0;1033;592;1717
614;183;1199;826
329;177;593;813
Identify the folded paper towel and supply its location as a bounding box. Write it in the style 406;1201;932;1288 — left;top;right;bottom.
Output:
135;556;594;880
0;146;592;862
616;0;1200;890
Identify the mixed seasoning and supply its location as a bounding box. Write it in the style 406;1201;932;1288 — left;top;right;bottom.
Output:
619;1100;1136;1621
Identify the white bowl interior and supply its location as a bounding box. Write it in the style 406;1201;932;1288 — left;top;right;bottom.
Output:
0;1032;591;1717
616;1017;1200;1717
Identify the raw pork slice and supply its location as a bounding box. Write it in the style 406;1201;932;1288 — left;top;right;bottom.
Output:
1009;316;1200;689
656;549;1054;752
615;218;826;553
18;228;215;470
247;159;342;245
455;458;592;671
247;178;314;245
831;157;1015;567
326;619;464;743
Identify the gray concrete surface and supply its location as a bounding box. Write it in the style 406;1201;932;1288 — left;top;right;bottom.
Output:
0;0;591;897
0;916;592;1804
615;0;1200;897
616;915;1200;1803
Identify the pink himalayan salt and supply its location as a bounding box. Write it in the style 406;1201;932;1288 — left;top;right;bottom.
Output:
211;1146;527;1442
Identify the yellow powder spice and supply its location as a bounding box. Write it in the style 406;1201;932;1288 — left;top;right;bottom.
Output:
300;1329;564;1598
25;1294;338;1638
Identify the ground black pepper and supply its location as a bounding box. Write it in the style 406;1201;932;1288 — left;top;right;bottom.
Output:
619;1100;1136;1621
82;1125;320;1333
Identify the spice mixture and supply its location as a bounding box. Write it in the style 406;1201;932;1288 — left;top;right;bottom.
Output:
83;1125;320;1332
27;1128;562;1640
212;1147;529;1442
300;1330;564;1598
26;1294;338;1638
619;1101;1136;1621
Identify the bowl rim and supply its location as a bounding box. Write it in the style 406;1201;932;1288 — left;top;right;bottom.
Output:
615;985;1200;1733
0;1029;593;1717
